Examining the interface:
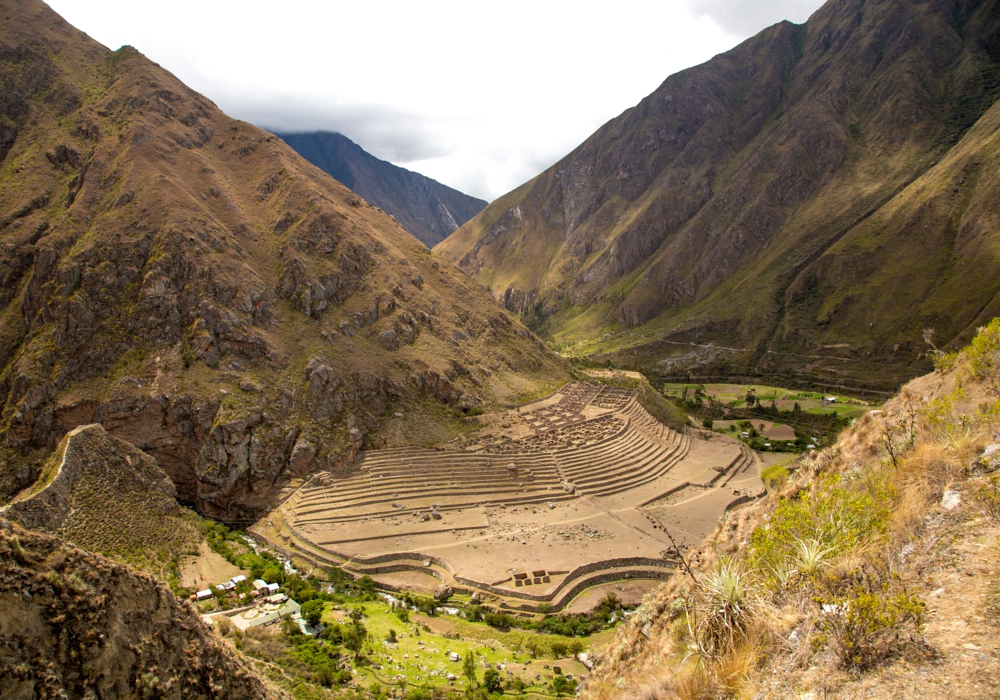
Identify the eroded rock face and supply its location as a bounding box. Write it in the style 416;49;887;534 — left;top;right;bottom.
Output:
0;519;276;700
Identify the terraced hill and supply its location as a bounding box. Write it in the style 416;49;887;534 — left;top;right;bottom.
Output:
435;0;1000;392
0;0;569;522
258;382;760;611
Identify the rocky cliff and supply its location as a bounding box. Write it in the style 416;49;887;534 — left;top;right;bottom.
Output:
0;0;570;522
0;518;278;700
435;0;1000;392
278;131;487;247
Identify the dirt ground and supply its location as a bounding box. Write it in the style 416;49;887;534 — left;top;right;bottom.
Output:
178;542;245;590
370;569;442;595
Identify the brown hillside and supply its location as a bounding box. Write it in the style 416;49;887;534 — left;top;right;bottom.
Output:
579;321;1000;699
0;518;280;700
435;0;1000;393
0;0;570;521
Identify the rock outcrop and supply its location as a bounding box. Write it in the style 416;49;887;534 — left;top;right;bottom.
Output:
0;0;571;521
0;518;278;700
1;423;200;578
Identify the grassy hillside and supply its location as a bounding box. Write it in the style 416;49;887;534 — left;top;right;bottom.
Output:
435;0;1000;392
580;318;1000;698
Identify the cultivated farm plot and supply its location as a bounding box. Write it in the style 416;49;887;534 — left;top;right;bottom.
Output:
270;382;764;612
663;382;870;418
712;419;797;441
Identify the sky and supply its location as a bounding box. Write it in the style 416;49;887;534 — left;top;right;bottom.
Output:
47;0;825;201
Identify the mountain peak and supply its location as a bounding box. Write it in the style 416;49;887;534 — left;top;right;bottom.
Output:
277;130;486;246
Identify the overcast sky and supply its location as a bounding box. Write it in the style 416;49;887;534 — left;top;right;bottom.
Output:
48;0;825;201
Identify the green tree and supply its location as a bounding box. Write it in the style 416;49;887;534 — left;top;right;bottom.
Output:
462;649;477;687
300;599;325;627
525;637;541;658
550;640;568;657
483;668;502;693
343;619;367;659
261;565;284;585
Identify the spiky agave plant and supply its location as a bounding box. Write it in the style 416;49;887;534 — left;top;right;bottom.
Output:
695;557;761;656
793;538;834;580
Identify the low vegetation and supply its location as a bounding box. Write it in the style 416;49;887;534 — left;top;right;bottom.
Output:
216;573;603;699
581;319;1000;698
666;382;866;450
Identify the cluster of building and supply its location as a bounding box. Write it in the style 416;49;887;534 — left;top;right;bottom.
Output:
193;575;282;602
195;576;322;636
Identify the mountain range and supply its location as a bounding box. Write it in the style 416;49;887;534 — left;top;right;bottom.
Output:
277;131;487;247
0;0;568;522
435;0;1000;393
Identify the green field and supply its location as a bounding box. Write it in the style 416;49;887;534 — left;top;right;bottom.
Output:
662;382;870;420
334;598;595;696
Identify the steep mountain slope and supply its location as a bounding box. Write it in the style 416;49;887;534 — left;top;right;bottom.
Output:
435;0;1000;392
1;423;200;579
0;518;279;700
277;131;487;247
0;0;570;523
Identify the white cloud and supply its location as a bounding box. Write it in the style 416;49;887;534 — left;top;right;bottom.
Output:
47;0;825;201
685;0;822;36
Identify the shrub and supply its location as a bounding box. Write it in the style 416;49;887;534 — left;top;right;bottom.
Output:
694;558;763;656
760;463;790;490
821;584;925;670
972;473;1000;522
551;675;577;696
965;318;1000;393
749;473;892;588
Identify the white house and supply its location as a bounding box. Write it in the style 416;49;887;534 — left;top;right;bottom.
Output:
195;589;213;601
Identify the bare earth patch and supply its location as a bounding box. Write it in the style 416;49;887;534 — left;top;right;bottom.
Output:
179;541;246;590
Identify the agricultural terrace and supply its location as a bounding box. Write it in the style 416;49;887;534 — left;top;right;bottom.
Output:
264;382;762;612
